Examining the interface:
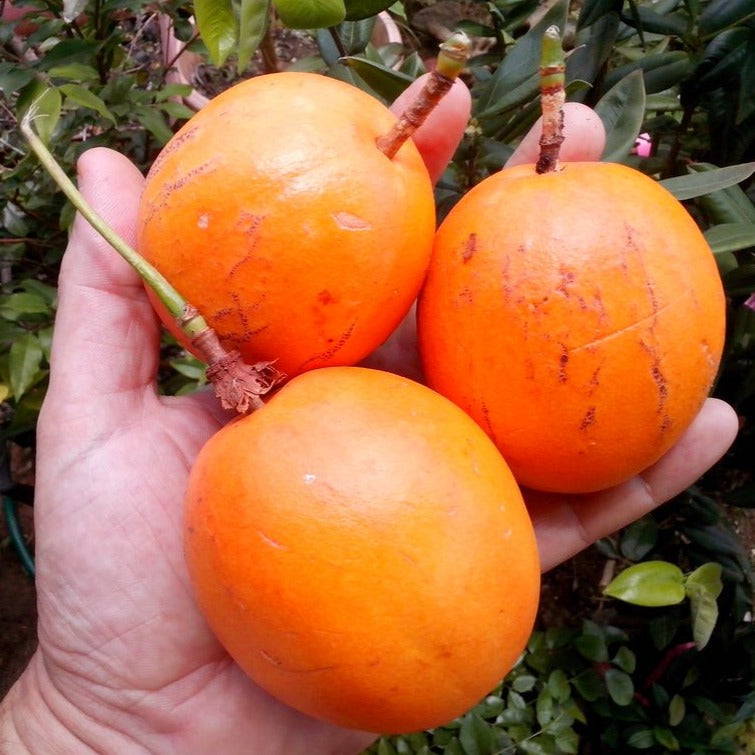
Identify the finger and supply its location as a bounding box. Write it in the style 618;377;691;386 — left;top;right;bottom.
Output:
529;398;739;572
391;74;472;184
505;101;606;168
44;147;155;411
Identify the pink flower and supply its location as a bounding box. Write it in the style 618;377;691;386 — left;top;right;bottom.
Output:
745;293;755;312
633;132;652;158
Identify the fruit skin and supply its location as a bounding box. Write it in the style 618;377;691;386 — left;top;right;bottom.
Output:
184;366;540;733
418;162;726;494
137;72;435;378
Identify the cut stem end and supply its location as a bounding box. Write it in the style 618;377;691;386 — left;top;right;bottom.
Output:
376;31;471;160
535;25;566;175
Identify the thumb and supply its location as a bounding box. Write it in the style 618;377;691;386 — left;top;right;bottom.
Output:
44;147;158;414
391;73;471;184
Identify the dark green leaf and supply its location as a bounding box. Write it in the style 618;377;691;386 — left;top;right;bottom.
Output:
474;0;569;119
274;0;346;29
344;0;394;22
623;7;689;37
604;561;686;607
700;0;755;37
133;107;174;145
458;714;493;755
47;62;100;82
704;223;755;254
605;669;634;706
596;70;646;163
0;63;37;95
612;646;636;674
238;0;271;72
536;689;554;727
653;726;680;751
660;161;755;200
60;83;116;123
548;669;571;703
194;0;238;66
572;669;603;701
578;0;622;30
337;18;377;54
9;332;44;400
512;674;537;693
618;516;658;562
341;56;413;101
575;633;609;663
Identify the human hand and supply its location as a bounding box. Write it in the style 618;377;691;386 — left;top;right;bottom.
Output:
0;74;737;755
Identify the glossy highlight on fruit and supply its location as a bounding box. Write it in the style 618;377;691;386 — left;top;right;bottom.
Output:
418;161;726;493
137;72;435;378
184;366;540;733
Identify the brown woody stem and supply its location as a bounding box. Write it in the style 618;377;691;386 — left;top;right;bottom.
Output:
535;25;566;175
21;112;281;414
376;31;471;159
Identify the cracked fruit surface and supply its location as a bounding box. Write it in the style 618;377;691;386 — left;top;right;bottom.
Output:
184;366;540;733
418;162;726;493
137;72;435;378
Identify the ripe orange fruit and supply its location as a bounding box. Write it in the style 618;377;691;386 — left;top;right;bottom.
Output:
418;162;726;493
184;366;540;733
137;72;435;378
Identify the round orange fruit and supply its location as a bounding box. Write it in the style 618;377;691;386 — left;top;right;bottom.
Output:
184;366;540;733
137;72;435;378
418;162;726;493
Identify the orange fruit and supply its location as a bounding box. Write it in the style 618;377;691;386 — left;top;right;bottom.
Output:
137;72;435;378
184;366;540;733
418;162;726;493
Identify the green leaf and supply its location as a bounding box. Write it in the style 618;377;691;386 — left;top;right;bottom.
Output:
605;669;634;706
133;106;174;145
685;563;722;649
700;0;755;37
9;333;44;400
612;646;636;674
0;62;36;95
660;161;755;200
274;0;346;29
618;516;658;561
194;0;238;66
238;0;271;73
474;0;569;119
458;714;494;755
575;633;609;663
0;293;52;321
603;561;686;607
572;669;603;701
704;223;755;254
47;62;100;82
669;694;686;727
596;70;646;163
626;727;656;748
341;56;413;101
59;83;116;123
548;669;571;703
344;0;396;21
578;0;622;30
512;674;537;693
653;726;680;751
17;81;62;146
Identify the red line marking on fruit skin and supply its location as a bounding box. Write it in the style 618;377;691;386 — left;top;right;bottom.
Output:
579;406;596;431
297;321;357;372
462;233;477;263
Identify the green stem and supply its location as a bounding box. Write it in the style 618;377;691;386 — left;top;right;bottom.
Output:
535;25;566;175
20;112;208;338
376;31;471;160
20;111;283;413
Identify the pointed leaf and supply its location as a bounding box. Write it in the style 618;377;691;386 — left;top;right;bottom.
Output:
700;0;755;37
194;0;238;67
237;0;271;72
341;55;413;101
604;561;686;607
9;333;44;400
660;161;755;200
274;0;346;29
605;669;634;706
578;0;622;30
686;584;719;649
474;0;569;119
596;70;646;162
17;82;61;145
60;83;116;123
344;0;394;22
704;223;755;254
